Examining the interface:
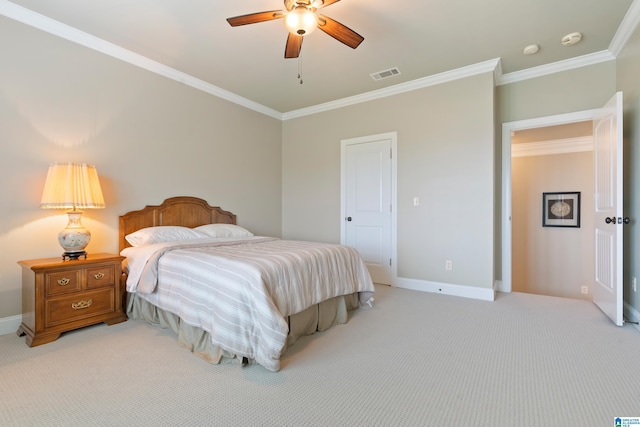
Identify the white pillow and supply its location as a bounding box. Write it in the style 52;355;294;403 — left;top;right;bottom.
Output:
125;226;208;247
195;223;254;238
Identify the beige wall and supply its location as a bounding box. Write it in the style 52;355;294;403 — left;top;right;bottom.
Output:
3;11;640;323
512;151;594;299
0;17;283;319
497;61;617;124
283;73;496;290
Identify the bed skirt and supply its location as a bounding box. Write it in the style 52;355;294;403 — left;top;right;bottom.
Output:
126;292;361;367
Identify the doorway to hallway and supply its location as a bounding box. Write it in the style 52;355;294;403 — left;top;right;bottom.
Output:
510;122;594;300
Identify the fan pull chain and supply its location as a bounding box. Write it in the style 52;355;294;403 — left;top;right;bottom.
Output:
298;57;303;84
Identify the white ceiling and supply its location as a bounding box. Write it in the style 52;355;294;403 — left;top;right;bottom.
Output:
2;0;638;118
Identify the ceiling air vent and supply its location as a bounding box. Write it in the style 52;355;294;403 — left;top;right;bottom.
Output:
370;67;401;81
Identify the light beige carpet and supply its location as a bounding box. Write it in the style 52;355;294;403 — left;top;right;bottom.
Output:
1;284;639;426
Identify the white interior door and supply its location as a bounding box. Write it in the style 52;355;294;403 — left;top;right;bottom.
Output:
593;91;624;326
341;133;395;285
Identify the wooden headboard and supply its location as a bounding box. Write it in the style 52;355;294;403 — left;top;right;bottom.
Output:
119;196;236;251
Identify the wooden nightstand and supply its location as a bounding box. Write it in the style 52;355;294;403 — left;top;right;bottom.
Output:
17;253;127;347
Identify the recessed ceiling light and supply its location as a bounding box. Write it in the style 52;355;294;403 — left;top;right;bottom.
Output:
523;44;539;55
561;32;582;46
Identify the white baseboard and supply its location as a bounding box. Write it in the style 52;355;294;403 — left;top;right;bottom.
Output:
625;301;640;321
624;302;640;332
0;315;21;336
494;279;510;292
395;277;495;301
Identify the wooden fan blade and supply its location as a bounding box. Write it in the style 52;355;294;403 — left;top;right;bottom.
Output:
226;10;284;27
285;33;303;58
317;15;364;49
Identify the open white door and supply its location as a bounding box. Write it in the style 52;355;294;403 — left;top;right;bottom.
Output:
593;92;624;326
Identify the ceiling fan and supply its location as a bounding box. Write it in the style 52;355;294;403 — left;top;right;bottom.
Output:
226;0;364;59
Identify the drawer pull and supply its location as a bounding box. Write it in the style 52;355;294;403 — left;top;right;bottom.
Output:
93;272;105;280
71;299;93;310
57;277;70;286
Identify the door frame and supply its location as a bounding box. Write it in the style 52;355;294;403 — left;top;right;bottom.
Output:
340;131;398;286
501;109;601;293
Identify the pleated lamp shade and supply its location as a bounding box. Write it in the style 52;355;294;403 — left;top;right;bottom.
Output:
40;163;105;260
40;163;105;209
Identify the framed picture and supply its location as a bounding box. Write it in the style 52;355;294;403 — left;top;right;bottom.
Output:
542;191;581;228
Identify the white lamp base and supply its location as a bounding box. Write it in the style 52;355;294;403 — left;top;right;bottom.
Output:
58;211;91;260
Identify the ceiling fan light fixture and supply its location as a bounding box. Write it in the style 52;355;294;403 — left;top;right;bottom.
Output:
284;6;318;36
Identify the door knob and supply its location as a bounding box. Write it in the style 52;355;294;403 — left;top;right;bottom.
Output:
605;216;631;224
346;217;352;222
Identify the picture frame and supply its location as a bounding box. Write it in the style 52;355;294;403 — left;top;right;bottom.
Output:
542;191;580;228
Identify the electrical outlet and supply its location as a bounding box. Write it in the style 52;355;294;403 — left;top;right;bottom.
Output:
633;277;637;293
445;260;452;271
581;286;588;295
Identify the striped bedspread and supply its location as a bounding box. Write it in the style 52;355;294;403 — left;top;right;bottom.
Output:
122;237;374;371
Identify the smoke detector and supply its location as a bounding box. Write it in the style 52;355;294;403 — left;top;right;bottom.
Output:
523;44;539;55
561;32;582;46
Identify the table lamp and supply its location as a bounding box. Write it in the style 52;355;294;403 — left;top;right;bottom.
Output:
40;163;105;260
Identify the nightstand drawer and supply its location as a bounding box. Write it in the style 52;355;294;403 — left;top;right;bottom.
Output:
45;288;115;327
86;265;115;289
46;270;81;296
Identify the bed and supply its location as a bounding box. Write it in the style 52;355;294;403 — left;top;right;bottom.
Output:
119;196;375;371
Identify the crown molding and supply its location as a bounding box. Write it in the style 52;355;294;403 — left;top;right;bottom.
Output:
511;136;593;157
0;0;284;120
496;51;616;86
498;0;640;86
282;58;501;120
609;0;640;56
2;0;640;120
